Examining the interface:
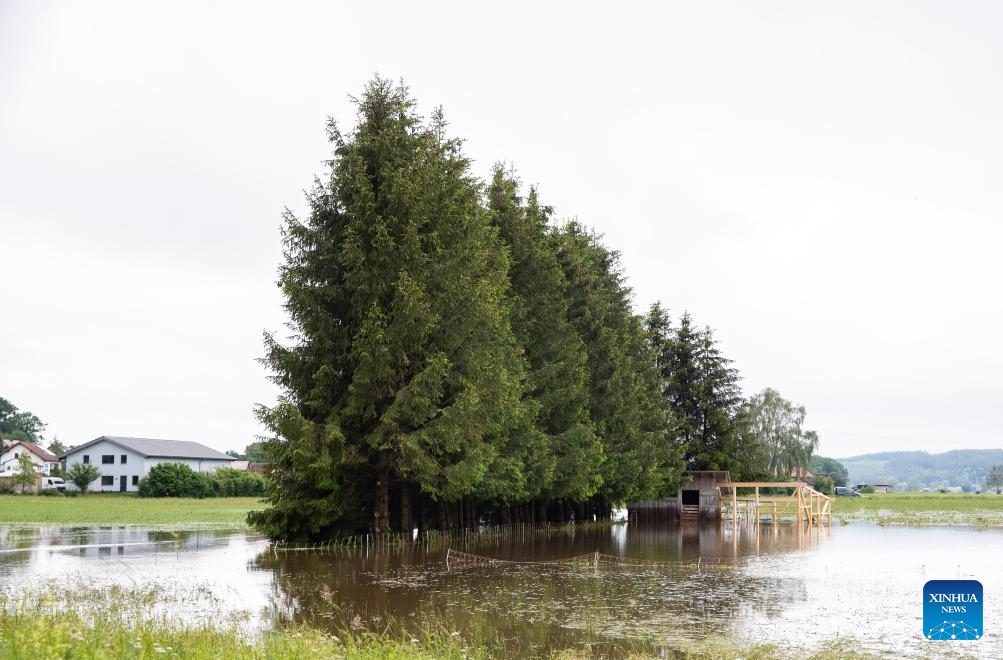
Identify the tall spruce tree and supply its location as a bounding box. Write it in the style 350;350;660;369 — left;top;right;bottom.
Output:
647;306;745;476
552;223;684;507
250;79;532;541
485;169;603;505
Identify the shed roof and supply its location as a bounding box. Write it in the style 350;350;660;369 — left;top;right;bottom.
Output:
61;436;233;461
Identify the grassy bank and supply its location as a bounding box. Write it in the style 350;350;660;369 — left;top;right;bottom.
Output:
831;491;1003;526
0;494;260;527
0;612;488;660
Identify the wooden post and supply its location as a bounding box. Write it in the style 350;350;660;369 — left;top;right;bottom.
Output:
732;486;738;526
797;487;803;526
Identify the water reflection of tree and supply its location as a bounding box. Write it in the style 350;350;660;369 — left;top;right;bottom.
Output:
0;527;42;550
147;530;195;546
250;525;809;654
62;526;95;547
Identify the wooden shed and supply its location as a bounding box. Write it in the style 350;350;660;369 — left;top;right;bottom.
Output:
629;471;732;523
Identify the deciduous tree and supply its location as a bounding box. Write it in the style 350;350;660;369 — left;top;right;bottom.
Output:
67;462;101;493
742;388;819;479
48;437;67;456
0;397;46;442
12;452;37;493
986;464;1003;494
809;455;848;487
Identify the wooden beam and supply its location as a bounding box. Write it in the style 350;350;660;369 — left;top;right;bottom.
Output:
726;481;810;488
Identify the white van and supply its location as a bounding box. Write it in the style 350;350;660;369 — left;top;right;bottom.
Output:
41;477;67;491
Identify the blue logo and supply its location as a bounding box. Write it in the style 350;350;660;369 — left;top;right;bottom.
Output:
924;580;982;641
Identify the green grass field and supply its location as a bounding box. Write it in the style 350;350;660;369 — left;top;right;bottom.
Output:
831;491;1003;526
5;491;1003;529
0;494;261;527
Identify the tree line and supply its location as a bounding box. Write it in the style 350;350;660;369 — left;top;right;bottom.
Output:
0;397;46;443
245;78;820;541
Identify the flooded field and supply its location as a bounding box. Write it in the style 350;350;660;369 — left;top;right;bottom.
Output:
1;522;999;658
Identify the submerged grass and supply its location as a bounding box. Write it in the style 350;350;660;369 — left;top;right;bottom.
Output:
0;494;260;527
831;492;1003;527
0;583;495;660
0;582;901;660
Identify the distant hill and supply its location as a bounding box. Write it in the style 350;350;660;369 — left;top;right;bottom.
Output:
837;449;1003;492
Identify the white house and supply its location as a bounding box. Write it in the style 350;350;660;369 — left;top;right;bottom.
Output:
0;440;60;477
60;436;236;492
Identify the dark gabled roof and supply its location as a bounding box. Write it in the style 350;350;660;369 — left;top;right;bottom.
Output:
60;436;234;461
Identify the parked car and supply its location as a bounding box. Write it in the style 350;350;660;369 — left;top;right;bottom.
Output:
834;486;860;497
41;477;67;491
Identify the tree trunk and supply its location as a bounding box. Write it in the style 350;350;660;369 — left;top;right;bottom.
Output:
536;499;548;524
438;500;451;531
399;482;413;535
417;492;427;534
372;460;390;534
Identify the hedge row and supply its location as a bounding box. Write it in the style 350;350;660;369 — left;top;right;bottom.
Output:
137;464;266;498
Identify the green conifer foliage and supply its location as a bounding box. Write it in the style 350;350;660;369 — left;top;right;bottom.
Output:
485;169;603;503
250;79;530;540
552;223;684;506
648;307;744;476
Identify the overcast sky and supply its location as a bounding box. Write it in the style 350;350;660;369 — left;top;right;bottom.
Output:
2;1;1000;459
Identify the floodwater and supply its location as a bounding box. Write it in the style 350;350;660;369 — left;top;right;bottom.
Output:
1;522;1000;658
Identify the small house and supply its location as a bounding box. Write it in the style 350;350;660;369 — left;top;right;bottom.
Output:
60;436;235;492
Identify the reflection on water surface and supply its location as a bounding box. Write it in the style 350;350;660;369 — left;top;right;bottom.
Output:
1;522;999;658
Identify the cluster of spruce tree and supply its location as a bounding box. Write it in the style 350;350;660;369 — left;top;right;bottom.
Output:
249;79;810;542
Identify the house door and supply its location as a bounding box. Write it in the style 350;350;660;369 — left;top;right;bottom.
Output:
119;475;127;492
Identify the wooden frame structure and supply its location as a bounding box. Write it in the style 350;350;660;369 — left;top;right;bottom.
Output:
719;481;831;526
628;472;831;527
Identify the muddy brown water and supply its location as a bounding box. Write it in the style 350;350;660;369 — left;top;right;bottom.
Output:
1;523;1000;658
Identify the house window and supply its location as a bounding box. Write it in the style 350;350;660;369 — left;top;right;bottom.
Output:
131;475;139;486
121;455;128;464
102;455;114;464
83;455;90;464
101;476;114;486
